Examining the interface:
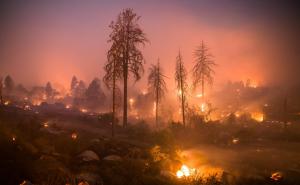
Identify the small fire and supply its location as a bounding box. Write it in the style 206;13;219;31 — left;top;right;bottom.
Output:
176;164;191;178
43;122;49;128
251;112;264;122
153;102;157;116
12;136;16;142
200;103;206;112
80;108;88;113
232;138;239;144
196;93;203;98
24;105;31;110
142;90;147;95
4;101;10;105
65;105;71;109
129;98;134;106
32;100;41;106
71;132;78;140
176;170;184;179
249;81;258;88
270;172;283;181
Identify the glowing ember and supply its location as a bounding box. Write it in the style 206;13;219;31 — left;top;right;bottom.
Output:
80;108;88;113
270;172;283;181
71;133;78;140
32;101;41;106
196;93;203;98
142;90;147;95
129;98;134;105
4;101;10;105
65;105;71;109
232;138;239;144
153;102;157;116
249;82;258;88
12;135;16;142
24;105;31;110
200;103;206;112
251;112;264;122
43;122;49;128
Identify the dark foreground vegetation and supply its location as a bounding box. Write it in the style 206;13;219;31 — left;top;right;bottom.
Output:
1;105;300;185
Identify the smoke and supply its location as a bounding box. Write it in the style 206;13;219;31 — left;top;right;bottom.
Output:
0;0;299;89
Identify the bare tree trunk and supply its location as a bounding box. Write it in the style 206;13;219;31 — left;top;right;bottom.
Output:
179;63;186;127
112;65;116;137
156;88;159;129
202;76;205;101
123;66;128;128
156;62;160;129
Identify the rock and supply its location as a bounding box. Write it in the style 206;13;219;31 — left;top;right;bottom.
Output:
78;150;100;162
103;155;122;161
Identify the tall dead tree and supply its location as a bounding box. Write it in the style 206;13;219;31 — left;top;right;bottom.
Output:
148;60;167;128
175;51;188;127
103;46;123;137
192;41;216;101
108;8;148;127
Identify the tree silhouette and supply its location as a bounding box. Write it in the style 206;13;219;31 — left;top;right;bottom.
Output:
103;47;123;137
175;51;188;127
192;41;216;101
4;75;15;94
45;82;53;99
73;80;87;107
148;60;167;128
108;8;148;127
70;76;79;97
86;78;106;109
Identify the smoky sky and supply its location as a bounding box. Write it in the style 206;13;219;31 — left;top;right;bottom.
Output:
0;0;299;90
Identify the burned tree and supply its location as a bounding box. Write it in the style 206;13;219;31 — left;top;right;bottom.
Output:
175;51;188;127
45;82;53;99
192;41;216;101
70;76;79;96
4;75;15;94
103;49;123;137
108;8;148;127
148;60;167;128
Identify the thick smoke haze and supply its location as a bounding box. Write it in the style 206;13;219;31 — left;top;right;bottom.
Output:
0;0;299;90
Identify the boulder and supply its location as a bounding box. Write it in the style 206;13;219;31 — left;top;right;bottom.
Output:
78;150;100;162
103;155;122;161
